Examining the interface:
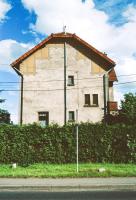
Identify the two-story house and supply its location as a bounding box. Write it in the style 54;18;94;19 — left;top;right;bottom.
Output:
11;32;117;125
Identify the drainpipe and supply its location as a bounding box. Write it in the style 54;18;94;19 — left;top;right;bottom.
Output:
64;41;67;125
64;27;67;125
13;67;23;125
103;74;107;122
103;68;113;122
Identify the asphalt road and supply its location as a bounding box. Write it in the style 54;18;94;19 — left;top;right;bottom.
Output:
0;191;135;200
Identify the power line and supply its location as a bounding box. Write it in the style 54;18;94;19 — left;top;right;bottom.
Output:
0;87;103;92
118;74;136;77
0;74;136;84
0;80;136;92
114;80;136;86
0;78;103;83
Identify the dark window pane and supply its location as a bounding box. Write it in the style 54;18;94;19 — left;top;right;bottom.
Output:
39;112;46;121
38;112;49;126
39;116;45;121
68;76;74;85
93;94;98;105
85;94;90;105
69;111;75;121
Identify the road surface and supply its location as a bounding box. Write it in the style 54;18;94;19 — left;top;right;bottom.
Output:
0;191;135;200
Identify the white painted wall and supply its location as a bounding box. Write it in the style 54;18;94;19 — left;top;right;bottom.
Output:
20;43;108;125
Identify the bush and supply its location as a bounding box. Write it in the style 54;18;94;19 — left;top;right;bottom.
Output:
0;123;135;165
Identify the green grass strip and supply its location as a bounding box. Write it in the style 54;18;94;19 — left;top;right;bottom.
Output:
0;163;135;178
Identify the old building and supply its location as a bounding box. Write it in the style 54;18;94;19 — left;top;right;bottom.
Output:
11;32;117;125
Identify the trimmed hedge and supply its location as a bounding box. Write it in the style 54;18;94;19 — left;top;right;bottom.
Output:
0;123;135;165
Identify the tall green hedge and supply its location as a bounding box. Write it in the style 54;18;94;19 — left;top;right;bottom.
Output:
0;123;135;165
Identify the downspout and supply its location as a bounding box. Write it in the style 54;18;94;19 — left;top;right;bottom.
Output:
64;41;67;125
13;67;23;125
103;74;107;122
103;67;113;122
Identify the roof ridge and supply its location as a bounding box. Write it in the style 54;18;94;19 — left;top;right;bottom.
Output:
11;32;115;67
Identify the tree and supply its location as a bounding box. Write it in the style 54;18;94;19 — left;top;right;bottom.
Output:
120;93;136;125
104;93;136;125
0;92;5;104
0;91;10;124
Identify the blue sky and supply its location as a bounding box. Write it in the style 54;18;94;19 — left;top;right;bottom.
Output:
94;0;135;25
0;0;136;123
0;0;44;43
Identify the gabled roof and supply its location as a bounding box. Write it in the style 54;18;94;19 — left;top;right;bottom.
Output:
11;32;117;81
11;32;115;66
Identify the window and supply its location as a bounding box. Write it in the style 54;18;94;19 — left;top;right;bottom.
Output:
38;112;49;126
84;94;90;106
68;76;74;86
93;94;98;106
69;111;75;121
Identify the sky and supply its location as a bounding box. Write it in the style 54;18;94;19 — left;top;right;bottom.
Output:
0;0;136;123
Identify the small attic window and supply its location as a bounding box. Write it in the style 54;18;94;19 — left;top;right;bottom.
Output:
68;76;74;86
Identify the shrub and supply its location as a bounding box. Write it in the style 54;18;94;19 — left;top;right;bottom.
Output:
0;123;135;165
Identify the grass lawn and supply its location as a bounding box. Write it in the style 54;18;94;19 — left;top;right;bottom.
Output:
0;163;135;178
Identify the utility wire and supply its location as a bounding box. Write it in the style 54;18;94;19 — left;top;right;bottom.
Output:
0;80;136;92
0;74;136;84
0;79;136;87
114;80;136;86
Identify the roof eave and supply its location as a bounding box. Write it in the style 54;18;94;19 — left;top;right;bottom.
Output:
10;32;116;69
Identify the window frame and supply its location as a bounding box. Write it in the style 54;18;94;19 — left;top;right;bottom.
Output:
92;94;99;106
84;94;91;106
67;75;74;86
38;111;49;126
68;111;75;122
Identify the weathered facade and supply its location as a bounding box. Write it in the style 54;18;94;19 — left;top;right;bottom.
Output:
11;32;117;125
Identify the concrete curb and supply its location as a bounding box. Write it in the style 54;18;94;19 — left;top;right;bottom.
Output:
0;185;136;192
0;178;135;192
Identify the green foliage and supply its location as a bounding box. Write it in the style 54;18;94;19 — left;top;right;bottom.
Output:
0;109;10;124
120;93;136;124
0;123;135;165
0;91;5;104
105;93;136;125
0;91;10;124
0;109;9;114
0;99;5;103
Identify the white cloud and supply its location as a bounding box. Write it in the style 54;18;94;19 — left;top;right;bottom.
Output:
21;0;136;102
0;0;135;122
0;0;134;121
116;57;136;77
0;37;35;124
0;39;34;124
21;1;136;58
114;89;124;107
22;0;109;47
123;4;136;22
0;0;11;22
0;39;34;73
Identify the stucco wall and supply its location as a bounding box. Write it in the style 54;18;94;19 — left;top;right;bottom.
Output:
109;86;114;101
19;42;109;125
